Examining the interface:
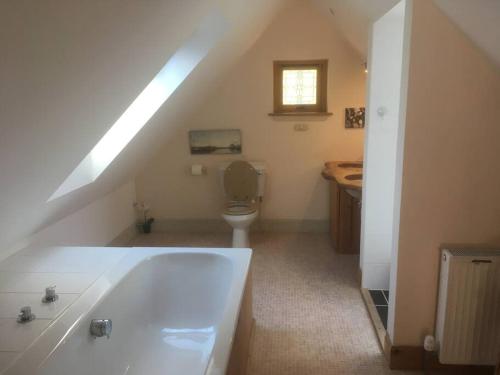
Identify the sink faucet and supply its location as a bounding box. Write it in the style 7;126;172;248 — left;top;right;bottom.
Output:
17;306;36;323
90;319;112;339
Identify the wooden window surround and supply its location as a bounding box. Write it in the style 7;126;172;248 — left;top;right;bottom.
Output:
270;59;331;116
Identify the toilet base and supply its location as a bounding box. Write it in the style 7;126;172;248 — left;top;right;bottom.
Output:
232;228;249;248
222;210;258;248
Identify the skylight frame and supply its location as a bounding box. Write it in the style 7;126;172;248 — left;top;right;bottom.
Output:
48;10;229;201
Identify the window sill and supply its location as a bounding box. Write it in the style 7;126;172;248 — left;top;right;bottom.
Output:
268;112;333;117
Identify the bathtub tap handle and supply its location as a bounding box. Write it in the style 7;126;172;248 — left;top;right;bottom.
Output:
90;319;112;339
42;286;59;303
17;306;36;323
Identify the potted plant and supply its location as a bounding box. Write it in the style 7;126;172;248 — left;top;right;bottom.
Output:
134;202;155;234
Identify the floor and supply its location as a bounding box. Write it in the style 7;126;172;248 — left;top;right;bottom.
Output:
369;290;390;330
131;232;420;375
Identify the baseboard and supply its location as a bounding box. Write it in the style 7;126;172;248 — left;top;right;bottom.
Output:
258;219;328;233
361;288;496;374
152;219;329;234
154;219;232;233
107;224;137;247
385;335;496;374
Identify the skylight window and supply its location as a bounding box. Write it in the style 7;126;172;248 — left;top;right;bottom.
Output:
48;10;228;201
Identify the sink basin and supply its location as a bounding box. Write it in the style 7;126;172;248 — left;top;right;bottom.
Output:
345;173;363;181
338;162;363;168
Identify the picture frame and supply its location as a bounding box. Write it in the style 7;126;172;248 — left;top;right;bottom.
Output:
189;129;242;155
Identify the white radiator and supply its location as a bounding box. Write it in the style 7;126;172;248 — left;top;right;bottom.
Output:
436;248;500;365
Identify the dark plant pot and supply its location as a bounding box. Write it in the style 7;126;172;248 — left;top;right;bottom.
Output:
138;218;154;234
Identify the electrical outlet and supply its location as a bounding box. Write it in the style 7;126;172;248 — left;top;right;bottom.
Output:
294;123;309;131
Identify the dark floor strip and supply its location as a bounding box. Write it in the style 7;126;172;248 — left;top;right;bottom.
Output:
375;305;388;329
369;289;387;306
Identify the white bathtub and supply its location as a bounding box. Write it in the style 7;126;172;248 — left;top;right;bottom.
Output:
4;248;251;375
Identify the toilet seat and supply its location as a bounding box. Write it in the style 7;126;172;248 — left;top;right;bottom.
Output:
224;201;257;216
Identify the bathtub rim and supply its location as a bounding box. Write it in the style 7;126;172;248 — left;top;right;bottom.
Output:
2;247;252;375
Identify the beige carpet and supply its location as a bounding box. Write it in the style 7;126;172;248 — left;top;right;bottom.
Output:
131;232;420;375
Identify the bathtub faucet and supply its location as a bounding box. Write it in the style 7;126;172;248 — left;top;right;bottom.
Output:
17;306;36;323
90;319;112;339
42;286;59;303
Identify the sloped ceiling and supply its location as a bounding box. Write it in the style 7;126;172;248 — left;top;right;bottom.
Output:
311;0;399;58
434;0;500;68
312;0;500;67
1;0;498;255
0;0;286;254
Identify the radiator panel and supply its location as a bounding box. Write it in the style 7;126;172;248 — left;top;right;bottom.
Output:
436;249;500;365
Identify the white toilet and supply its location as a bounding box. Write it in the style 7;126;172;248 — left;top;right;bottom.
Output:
219;161;266;248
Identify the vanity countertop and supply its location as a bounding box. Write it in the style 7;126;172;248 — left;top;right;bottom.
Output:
321;161;363;191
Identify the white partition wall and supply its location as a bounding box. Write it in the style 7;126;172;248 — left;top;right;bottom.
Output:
360;1;410;291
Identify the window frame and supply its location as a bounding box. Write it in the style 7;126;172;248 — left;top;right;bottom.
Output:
272;59;328;115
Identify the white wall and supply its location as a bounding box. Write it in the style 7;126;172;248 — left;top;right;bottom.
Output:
0;181;136;263
0;0;286;257
361;1;407;290
392;0;500;346
434;0;500;68
136;1;366;225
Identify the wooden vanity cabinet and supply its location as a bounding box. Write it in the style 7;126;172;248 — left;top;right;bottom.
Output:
351;194;361;252
329;179;341;248
329;180;361;254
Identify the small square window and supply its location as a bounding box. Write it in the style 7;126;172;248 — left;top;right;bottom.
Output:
283;69;317;105
272;60;328;115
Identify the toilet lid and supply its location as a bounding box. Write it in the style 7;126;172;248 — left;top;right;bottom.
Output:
224;161;258;201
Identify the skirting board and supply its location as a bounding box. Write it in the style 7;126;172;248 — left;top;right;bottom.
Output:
361;284;497;374
384;334;496;373
106;219;328;246
152;219;329;233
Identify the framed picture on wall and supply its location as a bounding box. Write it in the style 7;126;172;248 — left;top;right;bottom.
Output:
188;129;242;155
345;107;365;128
